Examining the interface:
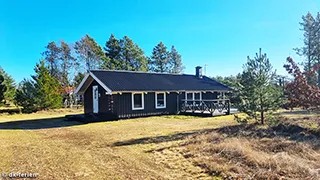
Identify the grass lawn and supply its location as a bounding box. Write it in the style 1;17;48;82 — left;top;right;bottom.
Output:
0;109;319;179
0;109;236;179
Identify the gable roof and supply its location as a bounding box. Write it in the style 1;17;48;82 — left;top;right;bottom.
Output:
75;70;232;94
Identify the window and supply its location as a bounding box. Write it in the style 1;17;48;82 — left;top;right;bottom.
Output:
155;92;166;109
185;92;202;105
194;92;202;105
194;92;201;100
186;92;193;100
185;92;202;100
132;93;144;110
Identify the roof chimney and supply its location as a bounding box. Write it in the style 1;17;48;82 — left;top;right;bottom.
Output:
195;66;203;78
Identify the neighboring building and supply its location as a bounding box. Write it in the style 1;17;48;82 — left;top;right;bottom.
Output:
62;86;83;107
62;87;75;95
75;66;232;120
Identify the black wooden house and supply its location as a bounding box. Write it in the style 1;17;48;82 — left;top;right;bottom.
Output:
75;66;232;120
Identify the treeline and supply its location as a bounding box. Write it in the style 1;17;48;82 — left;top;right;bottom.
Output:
2;12;320;117
0;34;184;112
43;34;184;87
213;12;320;124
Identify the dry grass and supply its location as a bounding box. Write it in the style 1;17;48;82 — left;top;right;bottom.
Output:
151;116;320;179
0;110;236;179
0;108;83;120
0;109;319;179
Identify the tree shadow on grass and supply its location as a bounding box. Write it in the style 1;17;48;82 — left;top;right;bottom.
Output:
113;130;205;146
113;122;320;149
0;117;85;130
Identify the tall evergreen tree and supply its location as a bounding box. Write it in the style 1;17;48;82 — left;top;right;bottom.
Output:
103;34;121;70
0;74;6;104
59;40;76;87
0;67;16;104
169;46;184;73
149;42;170;73
214;74;242;106
295;12;317;85
238;49;283;124
314;12;320;86
133;43;148;71
60;41;77;107
41;41;61;79
119;36;148;71
15;79;37;113
32;60;62;109
73;72;85;88
74;34;105;72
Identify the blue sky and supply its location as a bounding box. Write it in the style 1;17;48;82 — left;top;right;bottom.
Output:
1;0;319;82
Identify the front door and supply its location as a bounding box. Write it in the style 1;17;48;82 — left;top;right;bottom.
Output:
93;85;99;113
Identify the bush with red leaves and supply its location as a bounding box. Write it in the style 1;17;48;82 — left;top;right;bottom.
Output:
283;57;320;109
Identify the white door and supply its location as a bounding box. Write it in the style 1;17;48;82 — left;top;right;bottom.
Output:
93;85;99;113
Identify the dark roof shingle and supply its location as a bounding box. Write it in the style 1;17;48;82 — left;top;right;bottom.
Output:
90;70;232;92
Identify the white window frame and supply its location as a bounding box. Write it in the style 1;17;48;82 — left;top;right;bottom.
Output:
194;92;202;100
185;92;202;101
155;92;166;109
185;92;194;100
132;92;144;110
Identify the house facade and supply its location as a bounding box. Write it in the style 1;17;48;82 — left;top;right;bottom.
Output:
75;66;232;120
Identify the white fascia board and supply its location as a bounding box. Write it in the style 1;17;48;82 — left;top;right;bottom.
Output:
74;73;90;94
75;72;113;95
89;72;113;95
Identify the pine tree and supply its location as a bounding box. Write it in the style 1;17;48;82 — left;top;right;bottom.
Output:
74;34;105;72
59;40;76;87
73;72;85;88
169;46;184;73
0;67;16;105
295;12;317;85
238;49;283;124
314;12;320;86
214;74;242;106
32;60;62;109
150;42;170;73
132;43;148;71
60;40;77;107
0;74;6;104
41;41;61;79
15;79;37;113
118;36;148;71
103;34;121;70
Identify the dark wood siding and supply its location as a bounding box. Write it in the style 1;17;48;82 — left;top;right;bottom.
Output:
113;92;179;118
84;80;113;114
84;86;221;119
84;81;94;114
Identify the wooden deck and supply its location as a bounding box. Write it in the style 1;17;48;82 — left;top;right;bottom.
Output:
179;99;233;116
180;108;238;116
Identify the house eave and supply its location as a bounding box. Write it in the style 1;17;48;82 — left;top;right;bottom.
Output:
111;89;232;94
75;72;113;95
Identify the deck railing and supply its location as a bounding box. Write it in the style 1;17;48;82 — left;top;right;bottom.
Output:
180;99;230;115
